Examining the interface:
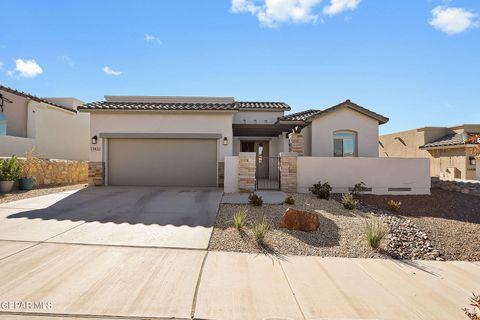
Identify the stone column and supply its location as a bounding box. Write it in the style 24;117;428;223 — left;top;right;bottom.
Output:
477;156;480;180
288;132;304;156
88;162;105;186
238;152;256;193
280;152;297;193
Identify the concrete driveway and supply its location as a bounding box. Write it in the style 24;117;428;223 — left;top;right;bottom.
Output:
0;187;223;249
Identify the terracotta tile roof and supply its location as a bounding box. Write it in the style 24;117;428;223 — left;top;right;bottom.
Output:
78;101;237;111
0;84;77;113
421;132;480;148
279;100;389;124
235;101;291;111
78;100;291;112
279;109;322;121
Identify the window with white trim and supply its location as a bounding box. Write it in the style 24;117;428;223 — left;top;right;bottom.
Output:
334;131;356;157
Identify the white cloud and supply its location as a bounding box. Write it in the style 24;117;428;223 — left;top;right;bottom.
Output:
231;0;323;27
60;55;74;67
11;59;43;78
103;66;122;76
323;0;361;16
429;6;478;34
145;34;162;45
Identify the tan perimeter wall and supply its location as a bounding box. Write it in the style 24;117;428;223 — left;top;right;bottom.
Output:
1;157;88;186
297;157;431;195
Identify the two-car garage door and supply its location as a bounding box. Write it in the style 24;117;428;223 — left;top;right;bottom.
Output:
107;138;217;187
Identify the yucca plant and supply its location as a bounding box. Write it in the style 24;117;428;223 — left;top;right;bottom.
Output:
387;200;402;212
253;217;271;244
233;208;248;231
342;192;358;210
463;293;480;320
365;218;386;250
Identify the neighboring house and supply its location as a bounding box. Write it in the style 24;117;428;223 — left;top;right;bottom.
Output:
379;124;480;180
79;96;429;195
0;85;89;160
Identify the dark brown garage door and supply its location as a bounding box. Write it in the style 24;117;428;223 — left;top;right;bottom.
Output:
108;138;217;186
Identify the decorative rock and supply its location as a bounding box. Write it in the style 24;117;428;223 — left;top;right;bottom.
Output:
279;208;319;232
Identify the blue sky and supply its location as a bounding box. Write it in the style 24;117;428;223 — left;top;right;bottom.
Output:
0;0;479;134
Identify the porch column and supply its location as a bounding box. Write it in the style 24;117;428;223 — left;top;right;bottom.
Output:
288;132;304;156
88;161;105;186
280;152;297;193
238;152;256;193
477;156;480;180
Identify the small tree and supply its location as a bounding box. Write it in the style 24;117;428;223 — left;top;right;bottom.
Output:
465;134;480;157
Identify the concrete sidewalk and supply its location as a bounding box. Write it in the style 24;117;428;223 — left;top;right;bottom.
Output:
0;241;478;320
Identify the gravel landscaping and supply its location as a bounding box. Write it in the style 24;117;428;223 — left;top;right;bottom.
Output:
209;193;388;258
360;189;480;261
0;184;87;204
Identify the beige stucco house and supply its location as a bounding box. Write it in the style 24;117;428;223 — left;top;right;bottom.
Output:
379;125;479;180
0;85;89;161
79;96;430;194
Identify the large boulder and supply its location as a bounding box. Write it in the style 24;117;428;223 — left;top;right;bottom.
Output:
279;208;319;232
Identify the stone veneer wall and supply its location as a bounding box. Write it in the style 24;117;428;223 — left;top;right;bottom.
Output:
289;133;304;156
88;162;105;186
238;152;256;192
431;177;480;197
218;162;225;188
280;152;297;193
1;157;88;186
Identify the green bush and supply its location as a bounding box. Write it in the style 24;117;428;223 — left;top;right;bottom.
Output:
309;181;332;199
0;156;21;181
233;209;248;231
365;218;386;250
248;193;263;206
284;195;295;205
253;217;271;244
351;182;368;198
342;193;358;210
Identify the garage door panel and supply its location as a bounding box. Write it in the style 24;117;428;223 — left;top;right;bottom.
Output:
108;138;217;187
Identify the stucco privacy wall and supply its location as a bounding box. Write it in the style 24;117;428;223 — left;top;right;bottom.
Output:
224;156;239;193
88;112;233;163
310;107;379;157
32;103;89;161
0;157;87;186
0;136;35;157
297;157;431;194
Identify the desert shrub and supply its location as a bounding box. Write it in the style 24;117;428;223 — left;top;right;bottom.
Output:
284;195;295;205
365;218;386;250
253;217;271;244
463;293;480;320
351;182;368;198
248;193;263;206
387;200;402;212
233;209;248;231
342;193;358;210
309;181;332;199
0;156;21;181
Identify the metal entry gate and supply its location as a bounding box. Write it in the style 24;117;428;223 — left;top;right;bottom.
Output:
255;157;280;190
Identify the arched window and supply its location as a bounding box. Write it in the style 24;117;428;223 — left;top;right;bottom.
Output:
334;130;356;157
